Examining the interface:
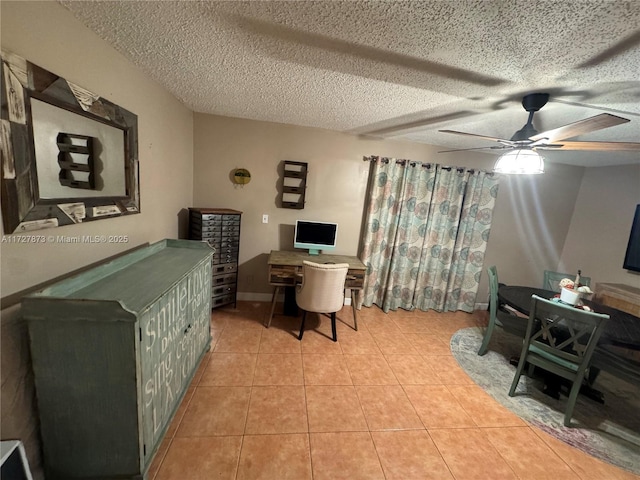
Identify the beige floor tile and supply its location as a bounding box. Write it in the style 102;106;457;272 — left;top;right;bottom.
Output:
310;432;385;480
176;386;250;436
199;353;257;386
155;436;242;480
213;328;262;353
245;386;308;434
300;328;344;354
370;332;420;354
484;426;580;479
421;354;475;384
403;385;476;428
344;354;398;385
191;352;211;385
385;354;442;384
447;384;526;427
429;428;518;479
391;315;436;333
531;428;640;480
371;430;454;480
339;330;383;354
236;433;312;480
222;310;266;330
305;385;368;432
259;326;302;353
355;385;423;431
361;315;403;335
303;354;352;385
253;353;304;385
405;333;452;355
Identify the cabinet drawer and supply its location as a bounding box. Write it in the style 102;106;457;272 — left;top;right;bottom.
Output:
345;271;365;289
201;214;223;221
213;262;237;275
212;272;237;286
192;224;217;233
213;254;237;263
213;284;236;297
269;265;300;285
221;225;240;235
222;214;240;223
212;293;236;308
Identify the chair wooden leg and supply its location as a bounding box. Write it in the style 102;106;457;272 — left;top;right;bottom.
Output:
298;311;307;340
351;289;359;331
564;371;587;427
331;312;337;342
265;286;280;328
477;318;496;356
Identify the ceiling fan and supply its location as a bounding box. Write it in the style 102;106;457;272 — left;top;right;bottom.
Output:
438;93;640;154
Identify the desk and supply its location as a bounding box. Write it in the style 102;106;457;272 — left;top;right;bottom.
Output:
498;286;640;351
266;250;366;329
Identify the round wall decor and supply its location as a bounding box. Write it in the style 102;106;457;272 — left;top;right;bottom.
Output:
233;168;251;185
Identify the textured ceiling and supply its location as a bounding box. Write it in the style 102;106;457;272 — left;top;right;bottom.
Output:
59;0;640;167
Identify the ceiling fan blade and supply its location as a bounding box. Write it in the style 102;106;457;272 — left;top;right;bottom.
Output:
536;141;640;151
439;129;512;144
529;113;630;143
438;146;508;153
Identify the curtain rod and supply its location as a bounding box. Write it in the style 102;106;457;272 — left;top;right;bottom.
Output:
362;156;494;175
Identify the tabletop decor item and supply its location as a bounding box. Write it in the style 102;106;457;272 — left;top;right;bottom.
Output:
558;272;593;306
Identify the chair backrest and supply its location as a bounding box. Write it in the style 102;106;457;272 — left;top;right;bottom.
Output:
543;270;591;293
487;265;499;319
525;295;609;369
296;261;349;313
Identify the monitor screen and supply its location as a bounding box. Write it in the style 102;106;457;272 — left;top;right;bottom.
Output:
623;204;640;272
294;220;338;255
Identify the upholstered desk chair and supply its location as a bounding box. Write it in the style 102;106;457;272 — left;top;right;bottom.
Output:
477;265;528;356
509;295;609;427
543;270;591;293
296;260;349;342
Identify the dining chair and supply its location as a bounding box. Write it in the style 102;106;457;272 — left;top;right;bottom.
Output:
477;266;528;356
296;260;349;342
508;295;609;427
543;270;591;293
590;345;640;388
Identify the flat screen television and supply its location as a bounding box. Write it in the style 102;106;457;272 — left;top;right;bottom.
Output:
294;220;338;255
623;204;640;273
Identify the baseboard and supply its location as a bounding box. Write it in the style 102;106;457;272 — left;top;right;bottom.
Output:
236;292;352;306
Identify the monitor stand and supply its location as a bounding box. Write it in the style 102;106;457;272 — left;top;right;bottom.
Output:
308;248;320;255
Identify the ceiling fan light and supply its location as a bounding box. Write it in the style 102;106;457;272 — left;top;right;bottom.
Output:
493;149;544;174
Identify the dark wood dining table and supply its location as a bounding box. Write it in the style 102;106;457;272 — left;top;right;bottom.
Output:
498;285;640;351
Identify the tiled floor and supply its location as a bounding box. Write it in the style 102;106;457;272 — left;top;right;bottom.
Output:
149;301;639;480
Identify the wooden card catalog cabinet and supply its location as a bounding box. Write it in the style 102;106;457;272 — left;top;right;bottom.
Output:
22;239;213;480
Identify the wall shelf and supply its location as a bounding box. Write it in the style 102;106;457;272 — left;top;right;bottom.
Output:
279;161;307;209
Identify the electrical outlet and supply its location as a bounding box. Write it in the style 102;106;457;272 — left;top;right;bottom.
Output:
262;214;269;224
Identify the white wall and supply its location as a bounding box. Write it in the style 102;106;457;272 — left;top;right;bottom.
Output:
1;1;194;297
560;163;640;288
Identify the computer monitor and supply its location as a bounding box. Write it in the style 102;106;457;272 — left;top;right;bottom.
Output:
294;220;338;255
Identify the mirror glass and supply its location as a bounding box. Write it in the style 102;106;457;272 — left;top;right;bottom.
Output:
1;50;140;234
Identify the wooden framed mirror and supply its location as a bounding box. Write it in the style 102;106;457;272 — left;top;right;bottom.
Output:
1;50;140;234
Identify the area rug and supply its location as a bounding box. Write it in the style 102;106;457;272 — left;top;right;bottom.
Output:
450;327;640;475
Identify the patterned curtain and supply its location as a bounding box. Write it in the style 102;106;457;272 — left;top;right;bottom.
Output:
360;156;500;313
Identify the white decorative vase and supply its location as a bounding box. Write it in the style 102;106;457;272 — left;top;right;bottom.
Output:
560;287;580;305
